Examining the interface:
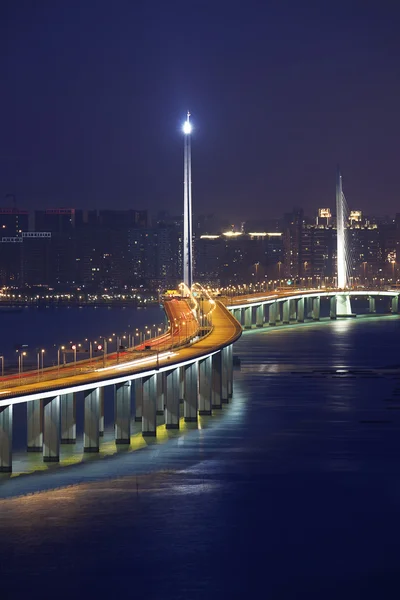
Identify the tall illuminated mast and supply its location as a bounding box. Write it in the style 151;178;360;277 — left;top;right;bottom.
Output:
336;168;353;316
336;168;346;289
183;111;193;292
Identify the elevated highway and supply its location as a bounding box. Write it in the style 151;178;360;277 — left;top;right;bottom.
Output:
0;299;241;472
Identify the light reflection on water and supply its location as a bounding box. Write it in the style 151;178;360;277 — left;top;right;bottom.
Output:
1;315;400;598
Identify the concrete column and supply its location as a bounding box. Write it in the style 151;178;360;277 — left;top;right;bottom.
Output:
289;299;296;321
233;308;241;324
184;362;198;422
84;387;100;453
114;381;131;444
212;351;222;409
179;366;185;402
297;297;305;322
305;297;312;319
269;302;277;326
244;306;252;329
134;378;143;422
221;346;229;403
27;399;43;452
142;375;157;436
330;296;337;319
312;297;320;320
156;372;165;415
276;301;281;323
256;304;264;327
392;295;399;314
199;355;212;415
282;299;290;324
368;296;376;313
61;393;76;443
227;344;233;398
99;387;105;436
43;396;60;463
165;367;180;429
0;405;12;473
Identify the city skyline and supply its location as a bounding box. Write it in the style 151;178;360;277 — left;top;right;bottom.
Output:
1;2;400;218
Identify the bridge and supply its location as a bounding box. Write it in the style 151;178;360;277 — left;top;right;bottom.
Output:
0;297;241;472
1;284;400;473
225;288;400;327
1;172;398;474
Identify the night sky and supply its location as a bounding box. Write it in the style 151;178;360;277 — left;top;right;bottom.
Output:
1;0;400;220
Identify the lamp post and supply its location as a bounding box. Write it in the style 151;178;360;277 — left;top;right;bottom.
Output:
41;349;45;375
103;338;108;368
71;344;77;372
57;345;65;374
18;351;26;377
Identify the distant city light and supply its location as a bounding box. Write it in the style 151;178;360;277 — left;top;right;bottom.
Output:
222;231;242;237
318;208;332;218
248;232;282;237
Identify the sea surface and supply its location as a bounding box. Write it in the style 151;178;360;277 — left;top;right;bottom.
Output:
1;309;400;598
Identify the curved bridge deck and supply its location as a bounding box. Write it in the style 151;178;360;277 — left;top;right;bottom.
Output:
0;300;241;406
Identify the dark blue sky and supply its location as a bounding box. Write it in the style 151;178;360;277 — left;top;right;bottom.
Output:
1;0;400;219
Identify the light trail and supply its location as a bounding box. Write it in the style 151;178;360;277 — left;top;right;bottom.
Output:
94;351;177;373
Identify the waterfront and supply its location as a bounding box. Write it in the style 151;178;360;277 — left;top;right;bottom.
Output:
1;314;400;598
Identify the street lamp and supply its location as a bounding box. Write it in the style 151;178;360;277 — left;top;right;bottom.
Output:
71;344;77;371
18;351;27;376
103;338;108;367
41;349;45;375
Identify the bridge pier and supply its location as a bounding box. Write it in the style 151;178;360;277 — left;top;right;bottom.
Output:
43;395;60;462
297;297;304;322
244;306;252;329
392;295;399;314
184;362;198;422
0;405;12;472
368;296;376;313
336;293;353;317
283;299;290;324
179;366;185;402
221;346;229;403
227;344;233;398
84;387;100;452
99;387;105;437
289;299;296;321
115;381;131;444
142;375;157;436
256;304;264;327
27;399;43;452
156;372;165;415
134;378;143;422
312;297;320;321
233;308;241;325
199;355;212;415
61;393;76;444
269;301;277;326
165;367;180;429
305;297;313;319
212;351;222;409
330;296;337;319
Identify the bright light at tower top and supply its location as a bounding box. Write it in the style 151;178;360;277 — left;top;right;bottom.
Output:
182;111;192;135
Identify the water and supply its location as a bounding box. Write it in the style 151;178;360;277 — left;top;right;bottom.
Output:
0;304;165;364
2;314;400;598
